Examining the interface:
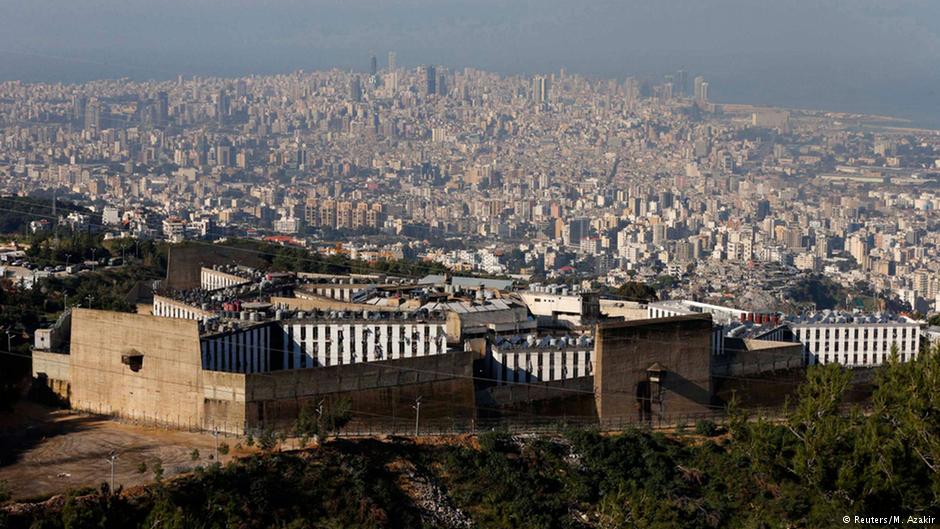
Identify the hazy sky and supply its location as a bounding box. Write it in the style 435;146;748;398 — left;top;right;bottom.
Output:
1;0;939;123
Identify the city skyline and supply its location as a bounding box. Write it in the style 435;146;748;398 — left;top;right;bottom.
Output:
1;0;939;125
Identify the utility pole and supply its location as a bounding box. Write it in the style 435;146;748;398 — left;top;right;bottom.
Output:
316;400;324;436
105;451;118;492
413;396;422;438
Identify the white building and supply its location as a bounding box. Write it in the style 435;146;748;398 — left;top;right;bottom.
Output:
102;206;121;225
152;294;216;321
278;313;449;369
647;300;775;326
485;334;594;384
273;217;302;234
162;217;186;241
789;311;922;367
194;311;453;374
200;266;252;291
646;300;781;356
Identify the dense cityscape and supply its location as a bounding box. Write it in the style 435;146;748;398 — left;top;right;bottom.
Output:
1;56;938;317
1;5;940;526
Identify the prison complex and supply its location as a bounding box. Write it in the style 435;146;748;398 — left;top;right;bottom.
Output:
31;255;919;433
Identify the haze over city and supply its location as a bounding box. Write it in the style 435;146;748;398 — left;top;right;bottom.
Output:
2;0;940;124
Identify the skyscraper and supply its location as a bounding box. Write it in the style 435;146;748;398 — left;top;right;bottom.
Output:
388;51;397;71
156;91;169;127
532;76;551;103
694;76;709;102
214;89;229;126
625;77;640;106
437;70;447;97
676;70;688;97
422;65;437;96
370;55;378;76
756;199;771;221
71;95;87;124
349;76;363;102
84;98;102;130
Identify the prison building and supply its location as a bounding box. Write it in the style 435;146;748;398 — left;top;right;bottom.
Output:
278;316;448;369
200;323;272;373
789;311;922;367
152;294;216;321
32;308;470;434
200;266;252;291
485;334;594;384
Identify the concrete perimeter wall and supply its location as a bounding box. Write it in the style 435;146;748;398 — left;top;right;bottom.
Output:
164;243;267;291
243;351;477;430
476;376;597;420
32;350;72;402
68;309;207;429
203;370;247;434
594;314;714;422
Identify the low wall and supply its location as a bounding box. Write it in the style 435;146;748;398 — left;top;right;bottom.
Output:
31;351;72;402
244;351;476;430
476;376;597;420
203;371;248;434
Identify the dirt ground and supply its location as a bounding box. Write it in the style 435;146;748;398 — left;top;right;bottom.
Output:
0;403;240;501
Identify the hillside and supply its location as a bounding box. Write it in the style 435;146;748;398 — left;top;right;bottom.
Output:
3;351;939;528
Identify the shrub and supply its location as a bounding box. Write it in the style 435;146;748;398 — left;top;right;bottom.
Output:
478;431;515;453
152;459;164;481
695;419;719;437
259;429;277;451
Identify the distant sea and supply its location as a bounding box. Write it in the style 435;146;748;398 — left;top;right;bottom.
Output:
2;51;939;130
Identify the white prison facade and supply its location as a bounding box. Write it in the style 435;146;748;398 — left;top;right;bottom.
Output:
794;322;921;367
281;321;448;370
487;346;593;384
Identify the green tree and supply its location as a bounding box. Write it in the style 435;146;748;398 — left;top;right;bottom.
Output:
294;400;322;440
322;397;353;434
151;459;164;482
613;281;658;302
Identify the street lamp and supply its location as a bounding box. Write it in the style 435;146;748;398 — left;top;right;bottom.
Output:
413;396;422;438
316;400;324;437
105;451;118;492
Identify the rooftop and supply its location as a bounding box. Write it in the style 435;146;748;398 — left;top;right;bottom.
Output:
787;310;917;326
